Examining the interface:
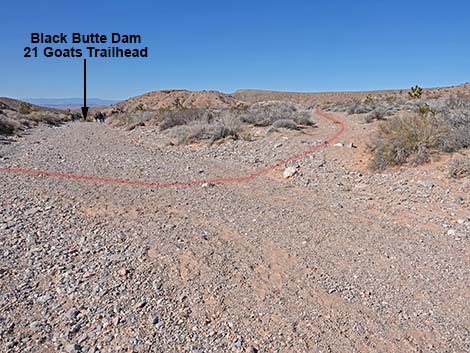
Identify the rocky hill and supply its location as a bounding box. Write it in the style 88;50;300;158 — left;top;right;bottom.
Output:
114;90;242;111
0;97;69;136
0;97;65;113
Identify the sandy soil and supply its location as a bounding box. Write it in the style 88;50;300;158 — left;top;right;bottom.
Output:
0;109;469;352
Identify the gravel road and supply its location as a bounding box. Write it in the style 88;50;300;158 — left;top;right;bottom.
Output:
0;112;469;352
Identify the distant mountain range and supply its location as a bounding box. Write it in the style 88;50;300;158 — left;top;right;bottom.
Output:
22;98;119;109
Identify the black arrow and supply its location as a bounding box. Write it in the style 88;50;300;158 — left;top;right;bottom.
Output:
81;59;89;119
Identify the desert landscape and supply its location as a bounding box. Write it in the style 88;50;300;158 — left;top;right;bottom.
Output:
0;83;469;352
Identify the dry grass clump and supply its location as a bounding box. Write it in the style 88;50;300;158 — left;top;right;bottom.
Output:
0;110;70;136
106;110;157;129
365;108;387;123
372;111;446;169
240;101;316;127
271;119;300;130
322;97;425;120
448;157;470;178
125;111;156;131
0;116;21;135
155;102;316;145
372;96;470;169
28;112;69;126
432;96;470;152
169;115;241;145
159;108;213;131
109;101;316;145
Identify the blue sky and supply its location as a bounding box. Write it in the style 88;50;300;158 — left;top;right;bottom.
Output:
0;0;469;100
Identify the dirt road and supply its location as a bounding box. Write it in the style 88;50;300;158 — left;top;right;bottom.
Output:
0;111;469;352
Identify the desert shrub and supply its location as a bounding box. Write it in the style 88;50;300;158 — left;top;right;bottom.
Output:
448;157;470;178
0;116;21;135
322;103;350;112
292;114;316;126
125;110;156;130
169;116;241;145
433;96;470;152
372;96;470;170
18;102;32;114
348;103;373;115
28;112;63;126
271;119;299;130
106;113;126;127
372;111;447;170
159;108;213;131
240;101;313;127
365;108;386;123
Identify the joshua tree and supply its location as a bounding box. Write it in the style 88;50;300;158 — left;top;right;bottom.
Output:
409;85;423;99
135;103;145;111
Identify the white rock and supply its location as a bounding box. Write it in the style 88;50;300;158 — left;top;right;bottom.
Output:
417;180;434;189
283;167;297;179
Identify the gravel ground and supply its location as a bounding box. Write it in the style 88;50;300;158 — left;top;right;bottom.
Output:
0;112;469;352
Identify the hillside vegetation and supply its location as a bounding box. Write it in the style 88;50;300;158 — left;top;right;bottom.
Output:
0;98;70;136
107;101;317;145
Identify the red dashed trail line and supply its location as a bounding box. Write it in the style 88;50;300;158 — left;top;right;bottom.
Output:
0;107;345;188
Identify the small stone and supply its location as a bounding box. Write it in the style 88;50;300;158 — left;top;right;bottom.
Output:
334;143;344;147
37;293;52;303
134;300;147;309
348;142;357;148
317;157;326;167
24;207;41;216
112;317;120;326
150;314;159;325
65;343;82;353
118;268;128;276
65;307;79;321
416;181;434;189
201;182;215;188
283;167;297;179
447;229;456;236
30;321;41;329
